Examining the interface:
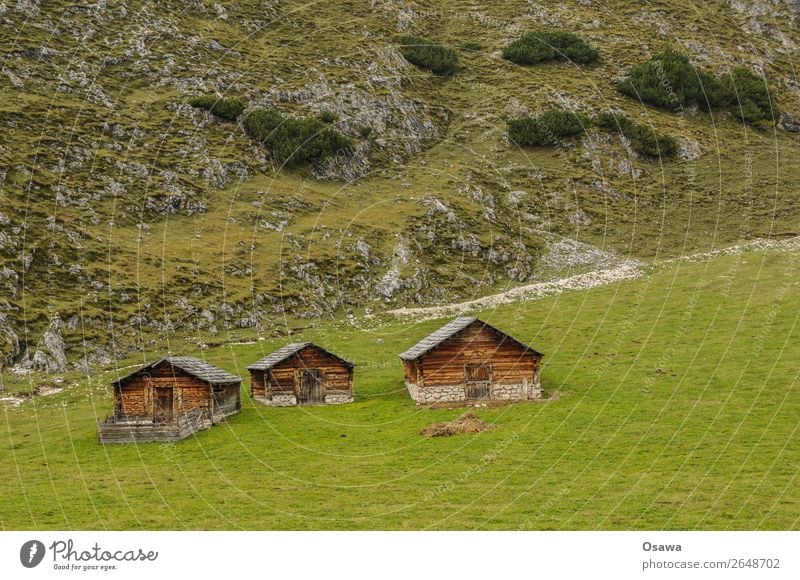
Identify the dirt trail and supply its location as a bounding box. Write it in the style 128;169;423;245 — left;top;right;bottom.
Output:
388;237;800;321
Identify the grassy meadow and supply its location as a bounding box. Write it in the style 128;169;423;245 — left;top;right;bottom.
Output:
2;243;799;530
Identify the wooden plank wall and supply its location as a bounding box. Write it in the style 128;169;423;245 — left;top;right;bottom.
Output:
251;372;266;398
403;359;421;384
259;346;353;398
420;324;539;386
212;383;240;415
118;361;214;417
182;384;212;413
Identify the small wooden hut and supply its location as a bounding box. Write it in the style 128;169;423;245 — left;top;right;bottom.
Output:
248;342;354;406
99;356;242;443
399;317;543;404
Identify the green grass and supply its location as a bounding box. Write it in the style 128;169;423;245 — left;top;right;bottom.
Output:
2;244;799;530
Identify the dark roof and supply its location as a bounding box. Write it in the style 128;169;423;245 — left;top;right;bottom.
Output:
247;342;355;371
113;356;242;385
398;316;542;361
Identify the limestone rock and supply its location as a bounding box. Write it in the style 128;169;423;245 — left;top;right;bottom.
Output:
778;110;800;132
19;318;68;373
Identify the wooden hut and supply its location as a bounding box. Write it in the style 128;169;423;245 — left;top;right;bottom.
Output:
99;356;242;443
399;317;543;404
248;342;354;406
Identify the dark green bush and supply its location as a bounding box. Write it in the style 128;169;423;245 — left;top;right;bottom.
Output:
399;36;458;76
188;94;246;121
716;67;775;124
318;110;338;124
616;50;713;111
243;108;353;167
242;108;284;138
502;31;599;65
508;110;586;146
594;112;678;158
617;51;776;124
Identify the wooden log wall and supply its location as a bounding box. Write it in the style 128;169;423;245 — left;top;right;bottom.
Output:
212;383;241;416
117;361;214;417
403;359;421;384
251;372;266;398
420;324;540;387
260;346;353;398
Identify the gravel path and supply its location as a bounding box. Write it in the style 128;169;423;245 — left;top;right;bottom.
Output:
388;237;800;321
388;263;643;320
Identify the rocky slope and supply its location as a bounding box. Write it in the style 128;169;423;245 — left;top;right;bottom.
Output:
1;0;799;371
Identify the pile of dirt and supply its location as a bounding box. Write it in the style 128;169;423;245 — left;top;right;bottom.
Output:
421;413;497;438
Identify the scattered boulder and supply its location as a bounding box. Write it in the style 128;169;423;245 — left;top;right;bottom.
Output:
19;318;68;373
0;312;21;368
74;346;113;375
778;111;800;132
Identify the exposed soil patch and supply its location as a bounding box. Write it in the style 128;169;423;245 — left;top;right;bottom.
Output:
421;412;497;437
0;383;64;406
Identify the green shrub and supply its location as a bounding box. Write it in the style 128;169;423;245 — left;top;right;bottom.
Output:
242;108;284;138
318;110;338;124
616;50;714;111
242;108;353;167
459;42;482;52
508;110;586;146
594;112;678;158
502;31;599;65
188;94;246;121
399;36;458;76
716;67;775;123
617;52;776;124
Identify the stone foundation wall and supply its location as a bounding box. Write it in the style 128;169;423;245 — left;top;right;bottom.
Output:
253;392;353;406
253;393;298;407
490;383;526;400
406;377;543;404
531;373;542;400
406;382;466;404
324;392;354;405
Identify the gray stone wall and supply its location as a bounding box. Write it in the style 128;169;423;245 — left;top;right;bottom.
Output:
530;373;542;399
490;382;526;400
324;392;354;405
253;392;353;406
406;382;466;404
256;393;298;407
406;375;543;404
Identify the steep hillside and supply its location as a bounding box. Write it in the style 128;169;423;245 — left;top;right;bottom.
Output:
1;0;799;370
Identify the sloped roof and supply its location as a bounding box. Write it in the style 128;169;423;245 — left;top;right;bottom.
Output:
247;342;355;371
398;316;542;361
113;356;242;385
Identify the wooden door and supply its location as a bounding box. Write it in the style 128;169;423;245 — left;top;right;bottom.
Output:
465;363;491;400
299;369;324;404
153;387;173;422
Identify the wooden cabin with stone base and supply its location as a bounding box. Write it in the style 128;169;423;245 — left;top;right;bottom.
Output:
248;342;354;406
399;317;543;404
99;357;242;443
